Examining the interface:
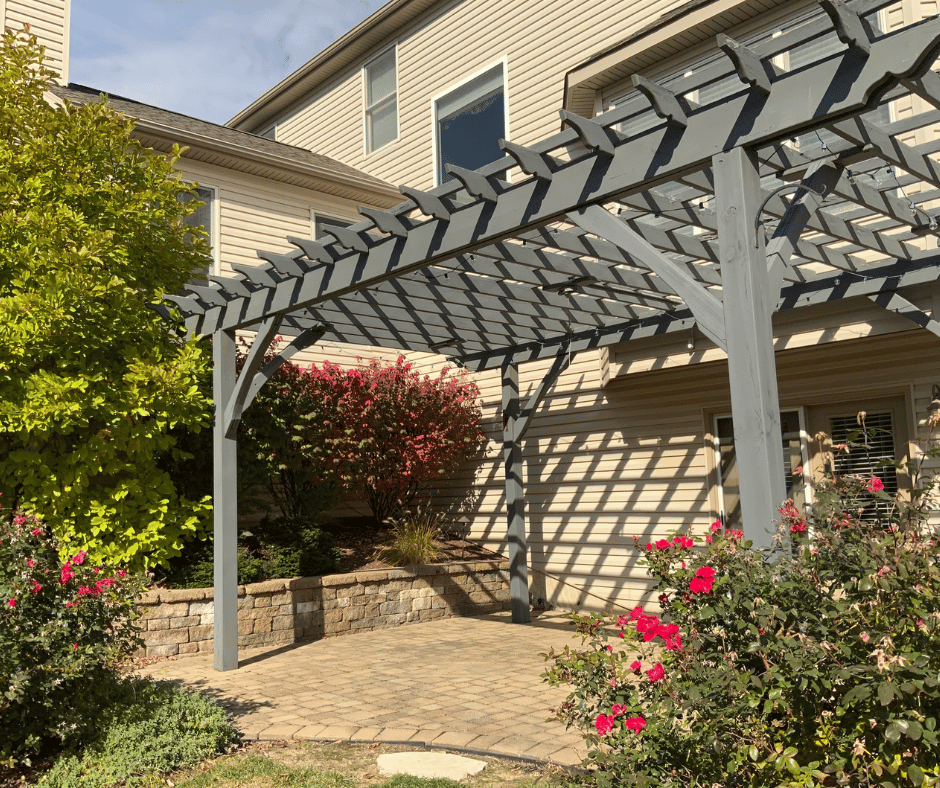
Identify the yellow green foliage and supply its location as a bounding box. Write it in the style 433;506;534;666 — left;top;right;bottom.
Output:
0;29;212;568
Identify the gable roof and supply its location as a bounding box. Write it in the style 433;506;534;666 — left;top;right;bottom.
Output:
50;83;400;205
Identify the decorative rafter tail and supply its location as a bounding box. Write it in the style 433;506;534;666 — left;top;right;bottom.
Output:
630;74;689;128
559;109;618;156
232;262;279;287
820;0;872;58
717;34;772;95
324;224;373;253
358;206;410;237
399;185;452;220
286;236;339;264
497;138;555;180
257;250;308;277
444;164;501;202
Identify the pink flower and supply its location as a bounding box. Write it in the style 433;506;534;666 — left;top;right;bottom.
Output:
116;570;127;578
867;477;885;493
710;521;721;532
690;568;715;594
695;566;715;579
65;601;73;608
616;615;628;628
727;529;744;542
30;528;42;537
629;660;642;673
72;551;87;566
790;521;808;534
7;599;16;608
629;606;644;621
636;615;660;640
595;714;615;735
30;582;40;594
60;564;73;585
705;535;713;544
860;632;870;643
77;586;91;597
645;542;653;551
654;539;670;551
611;703;625;716
647;663;665;682
624;716;647;732
26;558;35;568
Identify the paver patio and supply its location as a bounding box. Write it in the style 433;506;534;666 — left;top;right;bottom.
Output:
138;610;587;766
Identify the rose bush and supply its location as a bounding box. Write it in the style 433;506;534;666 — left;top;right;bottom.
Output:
544;467;940;787
0;509;145;764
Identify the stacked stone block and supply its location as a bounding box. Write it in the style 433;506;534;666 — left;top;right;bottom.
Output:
136;560;511;658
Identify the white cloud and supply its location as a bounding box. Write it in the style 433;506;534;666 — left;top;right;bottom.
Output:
69;0;378;124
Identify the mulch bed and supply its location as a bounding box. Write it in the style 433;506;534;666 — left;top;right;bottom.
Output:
320;517;503;573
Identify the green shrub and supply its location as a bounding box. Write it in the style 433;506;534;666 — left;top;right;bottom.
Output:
0;511;145;764
159;516;338;589
39;676;238;787
377;508;443;566
545;462;940;787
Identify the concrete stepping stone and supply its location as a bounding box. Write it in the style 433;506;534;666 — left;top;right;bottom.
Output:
377;751;487;781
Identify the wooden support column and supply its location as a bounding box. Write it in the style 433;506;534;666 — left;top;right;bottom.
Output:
501;351;571;623
714;146;786;550
213;329;239;671
502;363;529;623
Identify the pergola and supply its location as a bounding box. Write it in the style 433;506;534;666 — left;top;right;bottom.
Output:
167;0;940;670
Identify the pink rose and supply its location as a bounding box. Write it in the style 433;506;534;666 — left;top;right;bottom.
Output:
630;660;642;674
7;599;16;608
624;716;646;732
595;714;615;735
867;477;885;493
647;663;665;682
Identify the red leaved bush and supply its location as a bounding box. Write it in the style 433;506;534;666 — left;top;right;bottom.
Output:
308;356;487;523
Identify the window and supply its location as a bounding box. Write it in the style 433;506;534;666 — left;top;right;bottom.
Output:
816;408;903;521
180;185;218;281
313;213;352;240
364;47;397;153
258;123;277;141
714;409;809;529
435;63;505;185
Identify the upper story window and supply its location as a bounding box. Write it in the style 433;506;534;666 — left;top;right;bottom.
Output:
258;123;277;141
364;47;398;153
180;184;218;281
435;62;505;185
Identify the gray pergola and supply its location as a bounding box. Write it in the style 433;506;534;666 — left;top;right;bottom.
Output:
166;0;940;670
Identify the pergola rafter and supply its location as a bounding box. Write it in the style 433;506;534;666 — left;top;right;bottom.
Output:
163;0;940;669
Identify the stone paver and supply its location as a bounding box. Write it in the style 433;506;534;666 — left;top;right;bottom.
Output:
139;610;584;766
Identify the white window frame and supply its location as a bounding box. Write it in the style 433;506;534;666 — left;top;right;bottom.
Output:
258;122;277;141
181;183;220;277
363;44;399;155
431;57;510;187
712;407;812;526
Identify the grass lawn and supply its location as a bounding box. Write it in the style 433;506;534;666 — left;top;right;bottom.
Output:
127;741;568;788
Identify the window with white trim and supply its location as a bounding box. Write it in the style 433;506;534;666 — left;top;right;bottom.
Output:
258;123;277;141
435;63;505;185
714;409;809;529
364;47;397;153
180;184;218;281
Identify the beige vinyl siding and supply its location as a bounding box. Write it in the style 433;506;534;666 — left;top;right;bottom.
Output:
275;0;685;189
4;0;69;82
174;159;372;274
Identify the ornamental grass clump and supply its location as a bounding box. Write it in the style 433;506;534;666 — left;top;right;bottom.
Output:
545;464;940;787
0;510;145;765
377;507;444;566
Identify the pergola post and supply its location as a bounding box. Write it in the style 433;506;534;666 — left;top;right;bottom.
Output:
500;351;571;622
714;146;786;549
212;329;239;671
501;362;530;623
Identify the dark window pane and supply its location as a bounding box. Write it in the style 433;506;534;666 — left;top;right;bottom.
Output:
315;215;352;240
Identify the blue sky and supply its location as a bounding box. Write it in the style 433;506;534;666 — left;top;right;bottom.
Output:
69;0;379;125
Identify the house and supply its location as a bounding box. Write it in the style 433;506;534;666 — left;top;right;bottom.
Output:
6;0;940;638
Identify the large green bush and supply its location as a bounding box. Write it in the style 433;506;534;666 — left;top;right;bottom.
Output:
0;29;212;569
0;511;145;764
545;456;940;786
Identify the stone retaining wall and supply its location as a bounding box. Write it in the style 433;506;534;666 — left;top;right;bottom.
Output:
136;560;511;658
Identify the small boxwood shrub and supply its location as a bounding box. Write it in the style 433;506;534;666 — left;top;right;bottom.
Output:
545;460;940;787
0;511;145;764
